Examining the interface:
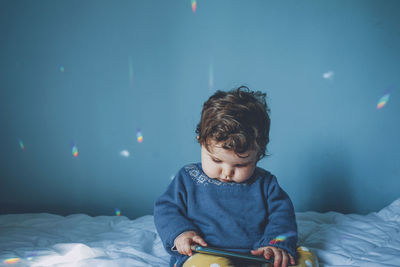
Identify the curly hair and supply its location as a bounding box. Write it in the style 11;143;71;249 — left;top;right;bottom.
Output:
196;86;271;160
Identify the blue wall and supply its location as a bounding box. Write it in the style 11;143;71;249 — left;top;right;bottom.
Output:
1;0;399;218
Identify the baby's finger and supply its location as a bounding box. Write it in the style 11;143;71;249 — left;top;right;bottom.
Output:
179;238;191;256
185;242;193;256
289;254;295;265
250;248;264;256
281;252;289;267
269;248;282;267
176;244;185;255
262;248;274;260
192;235;207;247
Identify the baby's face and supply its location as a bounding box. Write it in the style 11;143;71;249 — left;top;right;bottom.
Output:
201;140;259;183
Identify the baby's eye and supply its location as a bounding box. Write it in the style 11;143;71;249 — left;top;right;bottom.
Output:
235;163;248;168
212;158;222;163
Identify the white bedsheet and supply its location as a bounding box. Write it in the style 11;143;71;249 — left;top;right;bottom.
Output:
297;198;400;267
0;215;169;266
0;198;399;267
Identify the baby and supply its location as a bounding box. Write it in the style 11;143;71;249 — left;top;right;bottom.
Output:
154;86;298;267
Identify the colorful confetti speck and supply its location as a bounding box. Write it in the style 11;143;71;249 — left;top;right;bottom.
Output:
128;57;134;88
269;235;286;244
269;231;297;244
137;129;143;143
191;0;197;13
18;138;24;150
72;145;79;157
4;258;20;264
323;70;334;80
120;150;130;157
115;208;121;216
26;252;37;261
209;63;214;91
377;90;391;109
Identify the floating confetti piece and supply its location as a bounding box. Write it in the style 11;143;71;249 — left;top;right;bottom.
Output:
269;231;297;244
377;90;391;109
18;138;24;150
60;66;65;72
128;57;134;88
4;258;20;264
120;150;130;157
26;252;37;261
209;63;214;91
72;145;79;157
191;0;197;13
137;129;143;143
323;70;334;80
269;235;286;244
115;208;121;216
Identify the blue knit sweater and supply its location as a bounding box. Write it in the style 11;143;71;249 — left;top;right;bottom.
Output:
154;163;298;267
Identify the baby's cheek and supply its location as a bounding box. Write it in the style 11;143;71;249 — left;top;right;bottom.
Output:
236;168;254;182
203;166;218;179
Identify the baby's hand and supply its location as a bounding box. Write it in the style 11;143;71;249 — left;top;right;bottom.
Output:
251;246;295;267
174;231;207;256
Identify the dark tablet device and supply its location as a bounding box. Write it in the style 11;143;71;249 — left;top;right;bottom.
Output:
190;245;273;263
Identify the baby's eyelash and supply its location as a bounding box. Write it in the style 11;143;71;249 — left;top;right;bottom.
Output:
212;158;222;163
235;164;248;167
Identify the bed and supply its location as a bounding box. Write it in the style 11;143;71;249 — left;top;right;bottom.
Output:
1;198;399;267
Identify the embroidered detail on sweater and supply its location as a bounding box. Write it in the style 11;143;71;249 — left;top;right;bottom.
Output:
184;164;249;187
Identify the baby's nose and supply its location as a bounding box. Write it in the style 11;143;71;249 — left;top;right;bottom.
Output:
222;168;234;178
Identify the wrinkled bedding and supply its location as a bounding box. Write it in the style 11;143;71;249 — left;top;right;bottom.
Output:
1;198;399;266
297;198;400;267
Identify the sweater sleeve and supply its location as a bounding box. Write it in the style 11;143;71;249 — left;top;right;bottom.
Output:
153;169;200;254
253;175;298;258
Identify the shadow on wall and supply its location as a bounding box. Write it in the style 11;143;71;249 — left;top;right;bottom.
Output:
303;141;355;213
